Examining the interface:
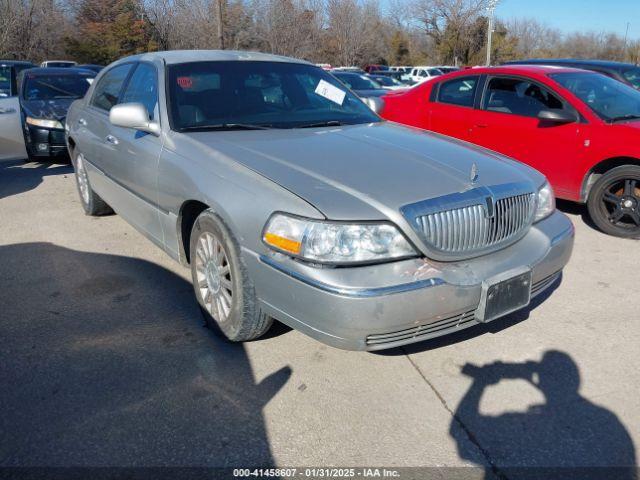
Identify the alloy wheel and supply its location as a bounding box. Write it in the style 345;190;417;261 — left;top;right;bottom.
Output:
600;177;640;232
76;154;90;205
194;231;233;323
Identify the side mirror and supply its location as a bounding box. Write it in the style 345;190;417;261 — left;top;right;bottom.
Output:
537;109;577;124
363;96;385;114
109;102;160;136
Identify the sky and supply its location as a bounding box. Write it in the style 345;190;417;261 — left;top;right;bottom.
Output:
493;0;640;40
382;0;640;40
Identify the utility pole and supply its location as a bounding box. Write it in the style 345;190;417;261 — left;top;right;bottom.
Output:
217;0;225;50
623;22;630;61
485;0;499;66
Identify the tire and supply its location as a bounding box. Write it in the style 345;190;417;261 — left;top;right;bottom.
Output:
189;209;272;342
72;151;113;216
587;165;640;238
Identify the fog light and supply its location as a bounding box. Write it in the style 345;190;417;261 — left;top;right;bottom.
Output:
37;143;48;152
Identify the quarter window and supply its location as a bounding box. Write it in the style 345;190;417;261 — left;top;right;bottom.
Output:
437;76;478;107
120;63;159;120
483;77;564;117
90;64;133;112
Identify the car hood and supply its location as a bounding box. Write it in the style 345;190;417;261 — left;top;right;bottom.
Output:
21;98;76;122
185;122;543;221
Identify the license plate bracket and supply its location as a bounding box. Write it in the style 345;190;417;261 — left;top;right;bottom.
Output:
475;268;532;323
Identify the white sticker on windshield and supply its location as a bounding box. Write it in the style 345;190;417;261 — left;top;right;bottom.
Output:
315;79;346;105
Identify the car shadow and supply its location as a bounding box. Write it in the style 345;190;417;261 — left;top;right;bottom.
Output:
374;275;561;357
556;199;598;231
451;351;636;479
0;158;73;201
0;242;290;467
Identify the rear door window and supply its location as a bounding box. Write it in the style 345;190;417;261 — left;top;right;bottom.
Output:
90;64;133;112
482;77;564;117
437;76;478;107
0;66;12;97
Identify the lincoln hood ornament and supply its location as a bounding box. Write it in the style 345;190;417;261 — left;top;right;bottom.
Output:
470;162;479;184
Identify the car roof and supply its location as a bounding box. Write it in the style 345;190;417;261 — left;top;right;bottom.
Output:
22;67;96;76
112;50;312;67
0;60;35;67
505;58;638;70
450;65;588;76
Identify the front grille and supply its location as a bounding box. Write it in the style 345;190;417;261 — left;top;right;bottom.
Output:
415;192;536;255
366;310;476;346
531;271;561;296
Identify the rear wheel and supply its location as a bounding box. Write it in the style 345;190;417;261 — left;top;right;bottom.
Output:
189;210;272;342
587;165;640;238
73;152;113;216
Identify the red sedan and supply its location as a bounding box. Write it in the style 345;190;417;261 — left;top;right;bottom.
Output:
381;65;640;237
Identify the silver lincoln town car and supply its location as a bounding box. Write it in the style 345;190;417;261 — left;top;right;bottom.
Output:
65;50;574;351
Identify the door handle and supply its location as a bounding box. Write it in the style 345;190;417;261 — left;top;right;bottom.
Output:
105;134;119;145
0;107;16;115
78;118;87;126
475;124;488;128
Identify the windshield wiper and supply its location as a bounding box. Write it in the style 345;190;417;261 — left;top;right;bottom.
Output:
296;120;347;129
608;114;640;123
181;123;273;131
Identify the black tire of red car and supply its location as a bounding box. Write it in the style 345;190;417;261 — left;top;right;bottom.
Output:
72;151;113;216
189;209;272;342
587;165;640;238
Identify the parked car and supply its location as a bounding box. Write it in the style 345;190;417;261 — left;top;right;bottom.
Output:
381;65;640;237
409;66;444;83
65;51;573;351
503;59;640;90
435;66;461;74
364;64;390;73
332;66;365;74
76;64;105;74
18;67;95;161
332;71;388;98
390;66;413;82
367;74;406;90
0;60;35;160
40;60;78;68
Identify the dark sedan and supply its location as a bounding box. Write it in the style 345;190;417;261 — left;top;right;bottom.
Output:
332;72;388;99
18;67;95;161
503;59;640;90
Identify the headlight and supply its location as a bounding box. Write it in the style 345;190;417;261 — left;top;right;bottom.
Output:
263;213;416;264
26;117;64;129
534;182;555;222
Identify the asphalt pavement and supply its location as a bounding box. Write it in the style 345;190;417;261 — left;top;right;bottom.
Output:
0;158;638;478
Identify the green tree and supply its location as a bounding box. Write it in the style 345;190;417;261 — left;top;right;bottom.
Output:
65;0;156;64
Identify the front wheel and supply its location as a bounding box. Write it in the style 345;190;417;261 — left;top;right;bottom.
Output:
189;210;272;342
587;165;640;238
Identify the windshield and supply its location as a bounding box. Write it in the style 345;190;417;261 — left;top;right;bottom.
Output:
551;72;640;122
372;76;401;87
0;66;11;97
168;61;380;130
333;73;382;90
622;67;640;89
46;62;76;68
23;73;94;100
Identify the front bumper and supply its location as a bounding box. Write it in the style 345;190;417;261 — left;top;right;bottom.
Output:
24;125;68;158
244;211;574;351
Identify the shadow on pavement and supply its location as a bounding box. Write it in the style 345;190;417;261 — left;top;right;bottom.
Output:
0;242;290;467
556;199;597;231
0;159;73;200
452;351;636;479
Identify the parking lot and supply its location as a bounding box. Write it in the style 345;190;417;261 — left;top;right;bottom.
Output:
0;157;638;475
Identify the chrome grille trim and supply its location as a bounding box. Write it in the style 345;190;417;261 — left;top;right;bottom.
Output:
401;182;537;259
